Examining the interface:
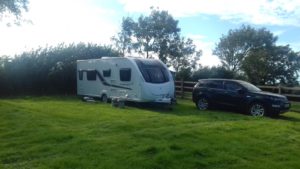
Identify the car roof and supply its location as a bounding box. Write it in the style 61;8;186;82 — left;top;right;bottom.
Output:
198;79;246;84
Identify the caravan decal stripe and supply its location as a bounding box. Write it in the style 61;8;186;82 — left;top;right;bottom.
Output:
94;70;132;90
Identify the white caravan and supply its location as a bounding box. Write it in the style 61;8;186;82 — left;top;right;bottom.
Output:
77;57;175;104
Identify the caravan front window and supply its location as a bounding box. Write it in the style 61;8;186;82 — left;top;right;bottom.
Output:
134;59;169;84
143;67;168;83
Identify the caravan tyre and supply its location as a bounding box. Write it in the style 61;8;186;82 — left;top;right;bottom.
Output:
101;94;108;103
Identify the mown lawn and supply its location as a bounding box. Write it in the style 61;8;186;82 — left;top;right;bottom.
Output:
0;96;300;169
291;102;300;112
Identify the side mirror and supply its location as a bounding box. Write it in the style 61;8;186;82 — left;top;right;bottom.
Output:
237;89;245;95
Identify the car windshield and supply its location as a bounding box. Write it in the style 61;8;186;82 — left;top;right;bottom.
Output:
240;81;261;92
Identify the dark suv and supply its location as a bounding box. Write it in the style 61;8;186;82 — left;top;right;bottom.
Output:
192;79;290;116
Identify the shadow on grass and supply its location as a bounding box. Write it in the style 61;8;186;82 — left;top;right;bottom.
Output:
273;115;300;122
290;110;300;113
125;100;300;123
124;100;251;120
124;101;174;112
0;95;79;101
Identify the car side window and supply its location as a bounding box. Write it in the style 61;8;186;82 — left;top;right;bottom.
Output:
225;82;242;91
206;81;223;89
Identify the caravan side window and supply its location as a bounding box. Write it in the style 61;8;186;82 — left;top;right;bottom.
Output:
78;70;83;80
103;69;111;77
120;68;131;81
87;70;97;81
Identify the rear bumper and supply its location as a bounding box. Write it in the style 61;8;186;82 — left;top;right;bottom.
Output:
154;97;175;104
128;96;175;104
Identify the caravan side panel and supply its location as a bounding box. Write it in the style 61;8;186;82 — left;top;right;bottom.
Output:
77;60;104;97
77;57;175;104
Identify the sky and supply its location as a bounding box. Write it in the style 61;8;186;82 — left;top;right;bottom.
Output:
1;0;300;66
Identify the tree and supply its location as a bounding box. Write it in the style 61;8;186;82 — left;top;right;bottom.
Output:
242;45;300;85
1;43;120;95
113;8;202;76
111;17;135;56
191;66;238;81
0;56;10;95
213;25;277;72
147;8;181;62
214;25;299;86
114;8;181;61
176;67;192;80
0;0;28;24
133;8;181;60
168;37;201;72
241;48;268;85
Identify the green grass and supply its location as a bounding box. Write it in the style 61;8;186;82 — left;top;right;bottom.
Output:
0;96;300;169
291;102;300;112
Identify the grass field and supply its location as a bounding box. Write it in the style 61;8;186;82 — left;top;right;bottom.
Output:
291;102;300;112
0;96;300;169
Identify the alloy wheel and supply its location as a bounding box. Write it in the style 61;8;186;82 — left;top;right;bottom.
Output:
197;98;209;110
250;103;265;117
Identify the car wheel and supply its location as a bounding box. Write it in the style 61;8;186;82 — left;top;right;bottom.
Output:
101;94;108;103
249;103;265;117
196;97;209;110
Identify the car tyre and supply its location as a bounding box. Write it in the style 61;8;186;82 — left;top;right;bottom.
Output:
196;96;209;110
249;103;265;117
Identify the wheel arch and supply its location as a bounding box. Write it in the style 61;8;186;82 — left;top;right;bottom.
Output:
196;92;210;101
248;99;267;109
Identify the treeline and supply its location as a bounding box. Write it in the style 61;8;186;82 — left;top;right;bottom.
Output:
213;25;300;86
0;41;299;96
112;9;300;86
0;8;300;96
0;43;119;95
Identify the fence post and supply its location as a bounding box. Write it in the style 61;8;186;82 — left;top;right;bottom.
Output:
180;79;184;99
278;84;281;94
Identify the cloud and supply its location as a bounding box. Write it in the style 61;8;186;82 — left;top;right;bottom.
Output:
188;34;221;67
276;40;300;51
0;0;119;56
273;30;286;36
118;0;300;26
287;42;300;51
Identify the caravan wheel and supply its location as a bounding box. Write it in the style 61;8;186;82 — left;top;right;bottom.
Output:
101;94;108;103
